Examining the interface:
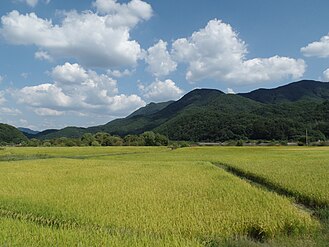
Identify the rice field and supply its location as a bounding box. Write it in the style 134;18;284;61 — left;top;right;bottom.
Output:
0;146;327;246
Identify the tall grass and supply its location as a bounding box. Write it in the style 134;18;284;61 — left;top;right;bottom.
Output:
0;146;323;246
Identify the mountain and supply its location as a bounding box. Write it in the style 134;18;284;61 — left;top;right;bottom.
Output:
127;101;174;118
0;124;28;144
239;80;329;104
98;89;227;132
33;80;329;142
18;127;39;135
37;88;263;140
35;101;175;140
34;127;89;140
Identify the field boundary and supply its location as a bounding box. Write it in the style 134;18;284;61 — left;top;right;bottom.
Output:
0;152;152;162
211;162;326;211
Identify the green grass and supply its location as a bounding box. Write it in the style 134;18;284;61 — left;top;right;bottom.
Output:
0;146;327;246
201;146;329;208
0;146;165;157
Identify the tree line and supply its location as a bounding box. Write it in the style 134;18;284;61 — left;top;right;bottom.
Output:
23;131;169;147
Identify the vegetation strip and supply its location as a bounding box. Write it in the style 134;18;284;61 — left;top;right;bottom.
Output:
0;208;79;230
0;207;166;240
212;162;326;210
0;154;52;162
0;152;151;162
0;207;223;244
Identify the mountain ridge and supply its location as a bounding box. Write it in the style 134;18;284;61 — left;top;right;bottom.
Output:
239;80;329;104
23;80;329;142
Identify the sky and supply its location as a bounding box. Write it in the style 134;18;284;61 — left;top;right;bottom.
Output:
1;0;329;131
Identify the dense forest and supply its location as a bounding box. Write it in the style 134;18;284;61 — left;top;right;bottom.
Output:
0;123;28;145
23;131;170;147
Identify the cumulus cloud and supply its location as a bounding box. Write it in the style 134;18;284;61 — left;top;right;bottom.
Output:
145;40;177;77
139;79;183;102
172;19;305;84
1;0;153;68
301;34;329;58
17;83;72;108
93;0;152;27
15;63;145;116
323;68;329;81
227;88;235;94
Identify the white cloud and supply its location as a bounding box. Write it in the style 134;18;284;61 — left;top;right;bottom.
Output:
51;63;90;84
227;88;235;94
107;69;133;78
34;108;64;116
172;19;305;84
1;0;152;68
145;40;177;77
0;107;21;116
139;79;183;102
15;63;145;116
93;0;152;27
301;34;329;58
35;50;53;62
323;68;329;81
226;56;306;83
0;91;6;104
0;75;3;83
17;83;72;108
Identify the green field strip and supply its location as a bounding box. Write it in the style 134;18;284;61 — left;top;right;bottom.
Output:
212;161;329;245
0;154;52;162
213;162;328;209
0;218;204;247
0;151;155;162
0;206;170;242
0;204;287;245
0;207;80;230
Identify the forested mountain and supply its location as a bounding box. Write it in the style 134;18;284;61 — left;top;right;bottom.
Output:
239;80;329;104
26;80;329;142
18;127;39;135
34;127;87;140
0;124;28;144
127;101;174;118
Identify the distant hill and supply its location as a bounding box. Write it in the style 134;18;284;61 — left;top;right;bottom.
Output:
18;127;39;135
32;80;329;142
35;127;87;140
0;124;28;144
239;80;329;104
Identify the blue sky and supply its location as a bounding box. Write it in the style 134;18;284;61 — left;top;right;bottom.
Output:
1;0;329;130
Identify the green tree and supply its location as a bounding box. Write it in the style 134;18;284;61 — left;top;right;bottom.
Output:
155;133;169;146
142;131;156;146
81;133;96;146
